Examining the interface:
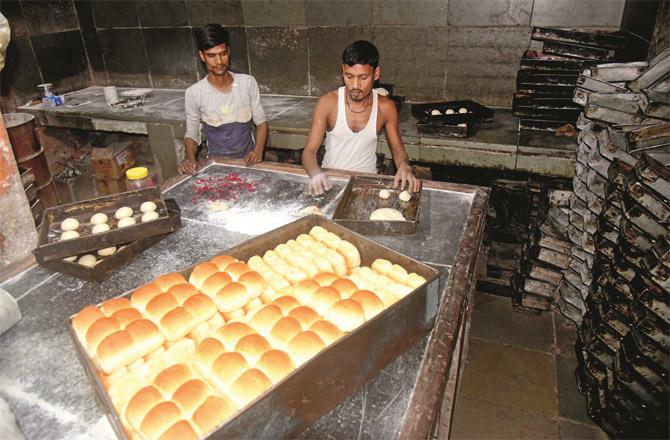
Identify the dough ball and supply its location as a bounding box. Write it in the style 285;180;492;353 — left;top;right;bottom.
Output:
399;191;412;202
370;208;406;221
375;87;389;96
60;230;80;241
97;246;117;257
378;189;391;200
92;223;110;234
430;109;442;116
140;201;157;213
61;218;79;232
141;211;160;223
78;254;97;267
63;256;77;263
90;213;108;225
114;206;133;219
458;107;468;114
445;109;455;115
457;123;467;127
208;200;229;212
299;205;323;216
117;217;136;228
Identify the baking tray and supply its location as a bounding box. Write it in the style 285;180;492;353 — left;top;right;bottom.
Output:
39;199;182;282
34;187;178;262
411;100;494;124
67;214;440;440
332;175;422;235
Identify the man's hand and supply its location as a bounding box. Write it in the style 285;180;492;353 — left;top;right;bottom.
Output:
393;162;420;192
245;145;264;166
306;172;332;196
180;158;197;175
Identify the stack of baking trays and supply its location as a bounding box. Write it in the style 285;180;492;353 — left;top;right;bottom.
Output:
411;100;494;138
513;27;649;131
33;187;182;282
67;215;439;439
18;166;43;226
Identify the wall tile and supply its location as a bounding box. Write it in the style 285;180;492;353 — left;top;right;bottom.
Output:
247;27;309;94
73;0;107;85
144;28;197;89
304;1;373;26
91;1;139;29
532;0;626;27
446;26;531;107
21;0;79;36
137;0;188;27
186;0;244;26
192;26;249;80
31;30;91;93
98;29;150;87
307;26;374;95
374;26;448;101
448;0;532;26
0;38;43;102
242;0;305;26
0;1;29;39
372;0;448;26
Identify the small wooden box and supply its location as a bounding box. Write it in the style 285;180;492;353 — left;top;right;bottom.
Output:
91;141;137;179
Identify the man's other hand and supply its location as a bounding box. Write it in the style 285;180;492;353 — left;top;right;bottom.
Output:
245;146;264;166
306;172;332;196
180;158;197;175
393;163;420;192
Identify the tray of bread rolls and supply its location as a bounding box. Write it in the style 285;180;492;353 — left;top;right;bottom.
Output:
68;215;440;439
333;175;422;235
34;187;179;263
39;199;182;282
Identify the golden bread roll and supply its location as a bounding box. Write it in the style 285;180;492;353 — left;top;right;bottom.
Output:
370;288;399;308
269;316;302;348
257;349;294;384
371;259;392;275
389;281;413;298
222;308;246;322
125;385;163;430
309;320;344;345
271;295;300;315
167;283;198;305
194;338;226;373
307;286;341;316
72;306;104;340
96;330;135;374
182;294;217;323
311;254;336;274
124;319;165;361
274;243;293;259
330;278;358;299
287;331;325;366
350;290;384;320
160;339;196;373
388;264;409;284
159;307;197;341
145;293;179;322
100;297;132;316
314;272;338;287
192;396;237;436
85;317;121;352
154;363;194;396
263;250;288;269
243;297;264;316
215;282;250;313
259;287;277;305
406;273;427;289
265;272;291;292
336;240;361;269
347;274;370;291
211;352;248;391
308;225;328;240
247;305;282;335
229;368;272;407
172;379;211;417
159;420;198;440
225;262;251;281
189;321;214;345
188;262;219;289
325;299;366;332
235;333;271;364
322;249;347;276
296;233;315;246
111;307;143;328
292;280;320;303
210;255;238;272
288;306;320;330
286;239;316;259
200;272;233;298
154;273;188;292
208;312;225;329
140;401;182;440
283;266;309;285
238;271;266;298
322;232;342;249
215;322;254;351
357;266;379;283
130;282;163;311
247;255;267;271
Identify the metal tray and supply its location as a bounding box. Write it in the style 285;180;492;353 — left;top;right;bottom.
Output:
411;100;494;124
67;215;440;440
39;199;182;282
34;187;178;262
332;175;422;235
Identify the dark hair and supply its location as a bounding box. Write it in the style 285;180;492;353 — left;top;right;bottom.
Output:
342;40;379;69
195;24;230;51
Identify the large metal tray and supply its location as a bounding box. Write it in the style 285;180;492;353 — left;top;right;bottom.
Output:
34;187;178;262
67;215;440;440
332;175;422;235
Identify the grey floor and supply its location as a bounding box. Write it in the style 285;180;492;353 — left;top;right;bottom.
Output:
450;291;609;439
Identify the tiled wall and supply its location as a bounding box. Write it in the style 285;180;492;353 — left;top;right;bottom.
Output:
0;0;648;110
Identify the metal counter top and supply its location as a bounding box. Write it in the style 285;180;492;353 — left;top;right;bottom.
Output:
0;162;487;440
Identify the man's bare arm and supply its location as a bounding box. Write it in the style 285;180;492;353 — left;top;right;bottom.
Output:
245;122;268;165
302;94;335;195
381;98;420;192
180;137;198;175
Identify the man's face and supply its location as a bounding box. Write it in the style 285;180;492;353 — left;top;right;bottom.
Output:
199;43;230;76
342;63;380;102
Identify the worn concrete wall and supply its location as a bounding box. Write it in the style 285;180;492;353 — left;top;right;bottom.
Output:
0;0;638;110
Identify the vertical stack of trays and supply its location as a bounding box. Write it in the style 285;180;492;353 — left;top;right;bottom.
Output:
18;166;43;226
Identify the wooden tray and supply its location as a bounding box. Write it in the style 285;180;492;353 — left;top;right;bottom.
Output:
34;187;178;263
40;199;181;282
332;175;422;235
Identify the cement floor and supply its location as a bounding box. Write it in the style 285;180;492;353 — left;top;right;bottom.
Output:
450;291;609;439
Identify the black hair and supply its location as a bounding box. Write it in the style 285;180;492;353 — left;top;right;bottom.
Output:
195;24;230;51
342;40;379;69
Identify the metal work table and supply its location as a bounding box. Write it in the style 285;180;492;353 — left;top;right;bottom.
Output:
0;160;487;439
18;86;576;181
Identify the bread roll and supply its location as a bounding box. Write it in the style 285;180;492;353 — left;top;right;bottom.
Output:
154;273;187;292
322;249;347;276
192;396;237;436
371;259;392;275
124;319;165;361
235;333;271;364
247;255;267;272
85;317;121;352
406;273;427;289
96;330;135;374
330;278;358;299
269;316;302;348
225;262;251;281
274;243;293;259
286;253;319;279
222;308;246;322
271;295;299;315
140;401;182;439
322;232;342;250
388;264;408;284
266;272;291;292
159;420;198;440
172;379;212;417
131;282;163;312
283;266;309;285
210;255;238;272
287;331;325;366
194;337;226;374
347;274;370;291
257;349;294;384
161;338;196;370
215;282;249;313
243;297;264;316
211;352;249;392
72;306;104;340
125;386;163;430
371;288;400;308
292;280;320;304
145;293;179;322
238;271;265;298
308;226;328;242
325;299;366;332
230;368;272;407
182;294;217;323
100;297;132;316
189;262;219;289
154;363;194;396
288;306;320;330
350;290;384;320
336;240;361;269
312;254;336;274
309;320;344;345
314;272;338;287
200;272;233;298
167;283;198;305
215;322;254;351
307;286;341;316
247;305;282;335
159;307;197;341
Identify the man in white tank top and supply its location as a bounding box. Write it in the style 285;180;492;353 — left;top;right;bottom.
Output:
302;41;419;196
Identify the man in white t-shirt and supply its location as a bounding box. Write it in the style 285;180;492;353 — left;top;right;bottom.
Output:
301;40;419;195
181;24;267;175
